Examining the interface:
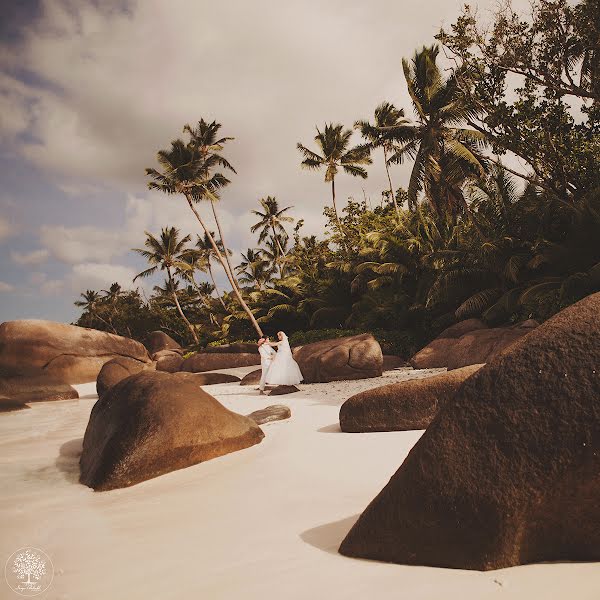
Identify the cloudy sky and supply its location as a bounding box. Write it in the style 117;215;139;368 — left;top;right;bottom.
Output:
0;0;529;324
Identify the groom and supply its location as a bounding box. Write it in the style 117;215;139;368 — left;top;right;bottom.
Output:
257;337;275;395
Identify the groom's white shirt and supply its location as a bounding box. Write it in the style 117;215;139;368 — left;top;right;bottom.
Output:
258;344;275;390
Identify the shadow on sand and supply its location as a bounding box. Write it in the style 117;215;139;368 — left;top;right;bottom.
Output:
318;423;342;433
300;515;359;555
55;437;84;483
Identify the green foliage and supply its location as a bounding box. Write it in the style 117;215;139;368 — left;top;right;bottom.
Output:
72;0;599;357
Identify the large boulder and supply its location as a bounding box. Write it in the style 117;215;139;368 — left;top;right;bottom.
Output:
445;322;536;370
339;364;483;432
0;366;79;405
382;355;406;371
437;318;488;339
145;331;183;355
175;372;241;385
80;371;264;491
181;352;260;373
240;369;262;386
0;320;150;384
154;351;184;373
96;357;151;398
293;334;383;383
339;293;600;570
410;320;537;369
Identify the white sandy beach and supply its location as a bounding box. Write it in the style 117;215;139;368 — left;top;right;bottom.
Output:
1;365;599;600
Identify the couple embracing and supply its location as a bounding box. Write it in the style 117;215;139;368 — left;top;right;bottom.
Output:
257;331;303;394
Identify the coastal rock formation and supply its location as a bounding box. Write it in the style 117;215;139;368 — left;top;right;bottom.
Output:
0;366;79;406
181;352;260;373
340;292;600;570
247;404;291;425
410;320;537;369
339;364;482;432
175;372;241;385
445;322;537;370
293;334;383;383
382;355;406;370
240;369;262;386
96;357;151;398
80;371;264;491
154;351;184;373
0;320;150;384
145;331;183;355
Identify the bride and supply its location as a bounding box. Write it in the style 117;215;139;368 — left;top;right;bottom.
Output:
265;331;303;386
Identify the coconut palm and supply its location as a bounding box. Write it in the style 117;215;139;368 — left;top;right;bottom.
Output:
251;196;293;275
146;126;263;336
251;196;293;257
355;102;409;217
132;227;198;344
192;232;231;312
183;119;241;288
74;290;114;330
236;248;274;290
388;45;488;217
297;123;372;231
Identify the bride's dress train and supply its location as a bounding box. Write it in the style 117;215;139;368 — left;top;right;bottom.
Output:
266;333;303;385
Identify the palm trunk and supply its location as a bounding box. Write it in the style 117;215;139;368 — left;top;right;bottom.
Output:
331;178;343;232
272;224;284;277
184;194;263;336
210;200;241;293
208;263;228;312
167;268;198;344
383;146;400;218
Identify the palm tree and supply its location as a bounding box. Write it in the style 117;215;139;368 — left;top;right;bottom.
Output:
132;227;199;344
146;126;263;336
251;196;293;255
251;196;293;275
100;282;122;333
355;102;409;217
297;123;372;231
193;232;229;312
74;290;113;330
184;119;241;290
236;248;274;290
389;45;488;218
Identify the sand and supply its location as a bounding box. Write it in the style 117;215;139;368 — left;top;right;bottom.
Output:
1;366;599;599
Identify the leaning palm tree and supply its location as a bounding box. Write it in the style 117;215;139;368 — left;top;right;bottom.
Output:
146;128;263;336
184;119;240;290
389;45;488;218
132;227;198;344
297;123;372;231
355;102;409;217
251;196;294;257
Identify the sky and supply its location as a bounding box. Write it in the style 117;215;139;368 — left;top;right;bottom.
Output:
0;0;530;324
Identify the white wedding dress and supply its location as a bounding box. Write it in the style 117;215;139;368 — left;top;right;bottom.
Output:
266;333;304;385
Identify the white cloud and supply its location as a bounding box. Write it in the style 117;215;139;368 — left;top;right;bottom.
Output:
28;271;63;295
0;216;16;242
68;262;137;293
0;281;15;292
11;248;50;265
2;0;533;217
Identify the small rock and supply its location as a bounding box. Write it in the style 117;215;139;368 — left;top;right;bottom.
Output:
247;404;291;425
